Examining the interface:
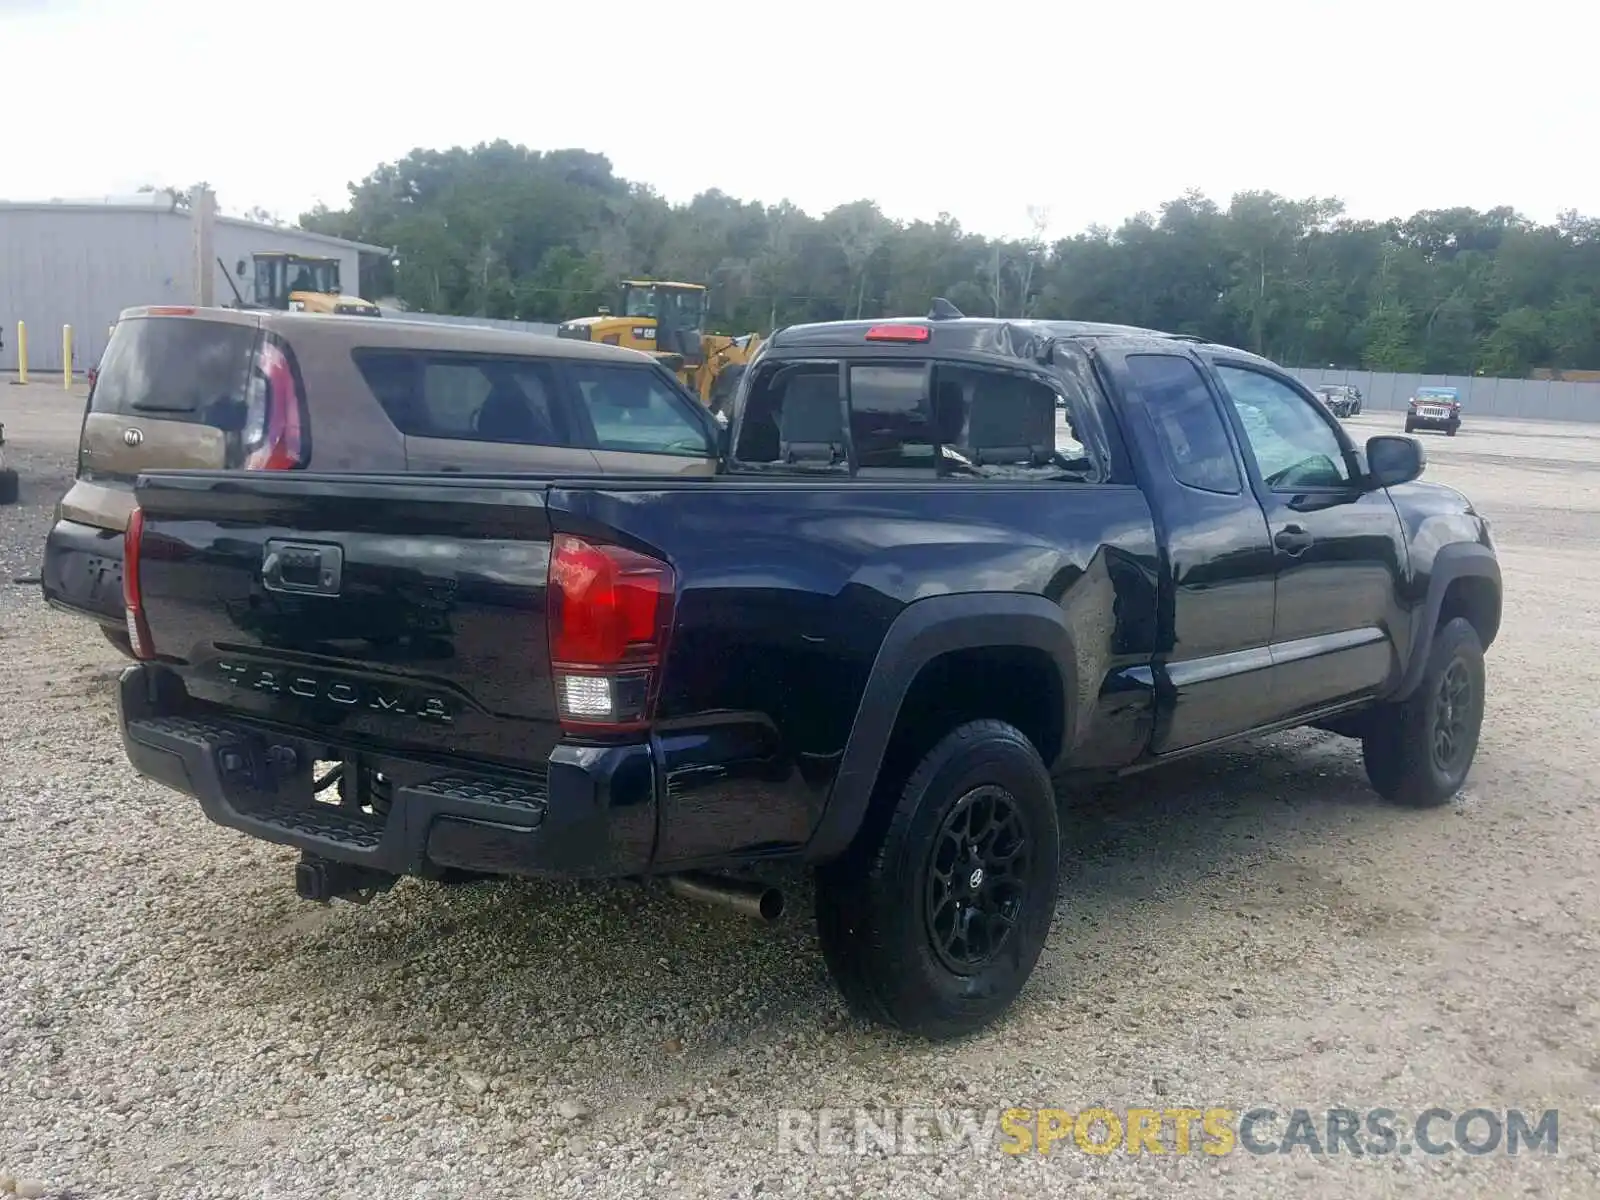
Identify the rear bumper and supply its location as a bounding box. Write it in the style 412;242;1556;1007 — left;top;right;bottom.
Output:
116;664;657;880
42;518;126;627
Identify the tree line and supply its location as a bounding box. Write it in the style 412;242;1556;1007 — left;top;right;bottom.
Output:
298;141;1600;377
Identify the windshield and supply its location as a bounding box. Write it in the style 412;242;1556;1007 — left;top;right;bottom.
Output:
255;256;340;305
622;285;705;330
1415;388;1460;404
621;285;657;318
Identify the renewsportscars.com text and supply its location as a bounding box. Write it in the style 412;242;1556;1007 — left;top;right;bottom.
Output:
776;1106;1560;1158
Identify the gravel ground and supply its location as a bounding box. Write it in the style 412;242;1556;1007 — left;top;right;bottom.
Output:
2;386;1599;1199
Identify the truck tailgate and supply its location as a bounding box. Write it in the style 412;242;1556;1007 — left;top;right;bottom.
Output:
132;472;560;765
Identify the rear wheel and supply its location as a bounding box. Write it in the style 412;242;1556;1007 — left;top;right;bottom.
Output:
1447;423;1459;437
1361;617;1485;807
815;719;1060;1039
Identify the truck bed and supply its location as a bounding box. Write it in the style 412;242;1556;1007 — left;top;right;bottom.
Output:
121;467;1159;876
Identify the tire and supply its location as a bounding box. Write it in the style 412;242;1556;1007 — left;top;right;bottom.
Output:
1447;423;1458;437
814;719;1060;1039
0;467;18;505
1403;420;1415;434
1361;617;1485;807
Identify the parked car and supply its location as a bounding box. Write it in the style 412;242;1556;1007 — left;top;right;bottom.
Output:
1406;386;1463;436
1313;384;1363;417
41;305;722;653
108;303;1501;1039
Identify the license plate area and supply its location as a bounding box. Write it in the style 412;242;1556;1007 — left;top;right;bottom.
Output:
310;755;396;819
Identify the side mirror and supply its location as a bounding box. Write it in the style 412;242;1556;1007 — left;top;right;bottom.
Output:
1366;434;1425;488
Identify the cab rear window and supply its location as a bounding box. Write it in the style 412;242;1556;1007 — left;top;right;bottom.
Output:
91;318;257;425
732;357;1098;480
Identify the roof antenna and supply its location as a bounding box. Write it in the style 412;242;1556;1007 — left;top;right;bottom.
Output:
927;297;964;321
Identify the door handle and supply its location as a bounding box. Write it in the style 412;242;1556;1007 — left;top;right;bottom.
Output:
1274;524;1315;556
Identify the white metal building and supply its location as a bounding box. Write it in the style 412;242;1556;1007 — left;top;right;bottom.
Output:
0;193;388;372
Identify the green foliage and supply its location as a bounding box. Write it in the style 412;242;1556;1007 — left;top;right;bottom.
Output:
300;142;1600;376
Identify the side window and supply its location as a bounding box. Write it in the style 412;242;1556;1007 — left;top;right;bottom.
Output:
560;363;711;457
1123;354;1241;494
351;350;568;446
1214;364;1353;489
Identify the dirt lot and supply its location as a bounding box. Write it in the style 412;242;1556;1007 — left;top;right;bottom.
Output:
1;382;1597;1199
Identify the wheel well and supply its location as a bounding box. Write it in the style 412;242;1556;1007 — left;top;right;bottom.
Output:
1438;575;1500;649
870;646;1064;815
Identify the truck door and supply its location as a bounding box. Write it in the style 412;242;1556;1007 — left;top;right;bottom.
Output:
1207;360;1407;719
1094;347;1281;751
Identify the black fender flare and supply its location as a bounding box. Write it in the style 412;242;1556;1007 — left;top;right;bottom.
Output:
803;591;1079;862
1393;542;1501;701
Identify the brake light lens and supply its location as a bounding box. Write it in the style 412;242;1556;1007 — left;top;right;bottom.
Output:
144;306;196;316
547;534;676;731
864;324;931;343
123;506;154;660
242;338;307;470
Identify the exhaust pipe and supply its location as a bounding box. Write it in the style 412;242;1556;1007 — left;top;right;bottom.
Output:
666;871;785;923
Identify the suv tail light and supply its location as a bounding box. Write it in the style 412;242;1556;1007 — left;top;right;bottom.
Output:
547;534;675;732
123;506;154;660
241;337;307;470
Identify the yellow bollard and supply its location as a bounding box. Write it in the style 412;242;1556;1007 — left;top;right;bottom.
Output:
15;321;27;384
63;325;73;389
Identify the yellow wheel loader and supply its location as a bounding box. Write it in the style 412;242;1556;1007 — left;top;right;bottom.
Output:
223;252;382;317
556;281;761;414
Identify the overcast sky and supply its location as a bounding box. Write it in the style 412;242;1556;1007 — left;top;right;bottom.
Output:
2;0;1594;239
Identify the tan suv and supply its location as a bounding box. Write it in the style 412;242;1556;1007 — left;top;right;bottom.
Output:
42;305;722;651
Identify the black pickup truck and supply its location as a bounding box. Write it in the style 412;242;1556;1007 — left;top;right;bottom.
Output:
111;307;1501;1038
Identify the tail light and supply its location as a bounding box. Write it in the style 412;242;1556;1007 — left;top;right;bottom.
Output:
241;338;307;470
123;506;154;660
547;534;675;732
865;324;931;343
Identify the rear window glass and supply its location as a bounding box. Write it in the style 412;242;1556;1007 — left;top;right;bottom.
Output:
733;363;848;473
851;365;935;469
91;318;257;424
932;365;1094;479
732;358;1097;480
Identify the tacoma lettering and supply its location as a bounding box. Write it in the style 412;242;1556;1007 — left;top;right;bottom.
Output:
215;661;452;723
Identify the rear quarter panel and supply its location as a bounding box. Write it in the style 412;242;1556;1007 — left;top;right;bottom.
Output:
552;480;1160;864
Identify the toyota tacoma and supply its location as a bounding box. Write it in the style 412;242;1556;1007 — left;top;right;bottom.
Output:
106;303;1501;1038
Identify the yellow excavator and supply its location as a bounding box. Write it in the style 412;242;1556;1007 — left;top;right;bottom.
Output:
556;280;760;413
221;252;382;317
